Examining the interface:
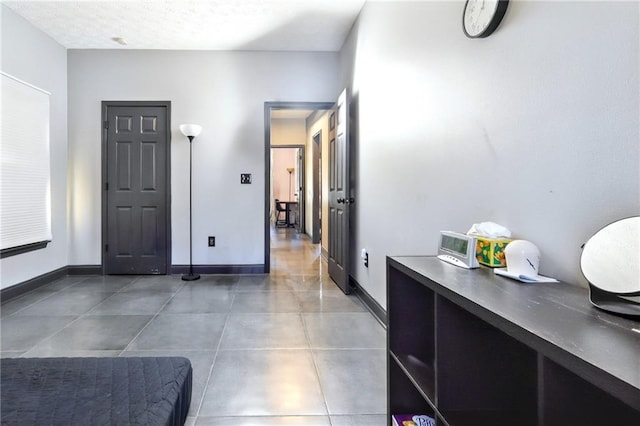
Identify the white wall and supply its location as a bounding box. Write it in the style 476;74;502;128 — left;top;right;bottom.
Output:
340;1;640;307
0;6;68;289
67;50;337;267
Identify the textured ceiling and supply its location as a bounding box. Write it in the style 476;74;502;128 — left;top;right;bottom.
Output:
2;0;366;51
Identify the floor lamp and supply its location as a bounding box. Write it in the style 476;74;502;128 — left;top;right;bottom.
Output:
180;124;202;281
286;167;294;201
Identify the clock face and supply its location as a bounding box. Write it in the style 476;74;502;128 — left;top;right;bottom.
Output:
463;0;509;38
441;235;469;255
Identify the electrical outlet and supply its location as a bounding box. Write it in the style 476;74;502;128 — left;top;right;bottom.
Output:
240;173;252;184
361;248;369;268
208;236;215;247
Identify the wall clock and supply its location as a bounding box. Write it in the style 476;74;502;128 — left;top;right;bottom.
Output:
463;0;509;38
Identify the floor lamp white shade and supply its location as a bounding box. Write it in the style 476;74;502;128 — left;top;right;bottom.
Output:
180;124;202;138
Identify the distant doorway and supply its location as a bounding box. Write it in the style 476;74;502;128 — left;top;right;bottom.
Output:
264;102;334;273
270;146;303;231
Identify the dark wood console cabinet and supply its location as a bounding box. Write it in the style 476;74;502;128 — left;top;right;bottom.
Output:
387;256;640;426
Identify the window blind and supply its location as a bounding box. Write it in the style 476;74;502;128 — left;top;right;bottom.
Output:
0;72;52;254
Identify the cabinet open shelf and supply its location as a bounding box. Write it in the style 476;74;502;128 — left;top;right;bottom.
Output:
389;351;435;406
387;256;640;426
388;264;435;402
443;410;532;426
542;357;640;425
389;357;437;419
437;296;537;425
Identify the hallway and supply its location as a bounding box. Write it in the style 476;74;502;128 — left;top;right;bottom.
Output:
1;228;387;425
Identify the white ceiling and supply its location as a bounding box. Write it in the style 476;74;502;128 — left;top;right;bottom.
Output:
2;0;366;51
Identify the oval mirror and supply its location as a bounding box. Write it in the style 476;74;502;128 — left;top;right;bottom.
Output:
581;216;640;296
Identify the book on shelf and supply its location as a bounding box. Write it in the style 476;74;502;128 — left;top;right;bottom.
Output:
391;414;435;426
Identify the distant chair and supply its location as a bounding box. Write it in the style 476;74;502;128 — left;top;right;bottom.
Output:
275;199;287;227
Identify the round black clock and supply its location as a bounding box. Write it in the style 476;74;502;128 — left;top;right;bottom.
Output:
463;0;509;38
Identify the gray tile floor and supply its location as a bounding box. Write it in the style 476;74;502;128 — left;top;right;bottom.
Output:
0;228;387;425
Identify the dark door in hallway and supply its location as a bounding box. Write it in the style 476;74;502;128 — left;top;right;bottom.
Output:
311;131;322;244
295;148;304;232
328;89;351;294
103;102;170;274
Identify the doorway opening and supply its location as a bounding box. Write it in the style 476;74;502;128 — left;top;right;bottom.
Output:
264;102;333;273
271;145;303;231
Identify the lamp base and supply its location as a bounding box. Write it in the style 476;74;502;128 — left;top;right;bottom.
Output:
181;273;200;281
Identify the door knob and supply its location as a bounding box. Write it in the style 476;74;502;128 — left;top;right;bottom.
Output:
337;197;354;204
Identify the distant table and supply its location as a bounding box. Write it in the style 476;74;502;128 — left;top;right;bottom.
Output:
283;201;298;227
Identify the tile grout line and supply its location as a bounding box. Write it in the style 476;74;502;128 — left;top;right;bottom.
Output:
2;274;90;318
119;277;186;354
300;307;332;419
13;276;143;357
192;290;236;420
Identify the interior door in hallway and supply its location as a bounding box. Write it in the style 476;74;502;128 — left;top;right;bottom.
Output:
295;148;304;232
328;89;351;294
103;102;170;274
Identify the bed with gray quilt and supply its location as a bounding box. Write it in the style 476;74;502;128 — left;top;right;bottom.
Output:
0;357;192;426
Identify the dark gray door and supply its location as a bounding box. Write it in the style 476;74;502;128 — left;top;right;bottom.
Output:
296;148;304;233
103;103;170;274
311;131;321;244
328;89;351;294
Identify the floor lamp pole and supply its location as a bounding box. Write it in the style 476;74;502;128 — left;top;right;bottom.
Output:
287;167;294;201
183;135;200;281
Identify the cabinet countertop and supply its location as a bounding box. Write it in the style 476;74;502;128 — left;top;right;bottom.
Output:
388;256;640;410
